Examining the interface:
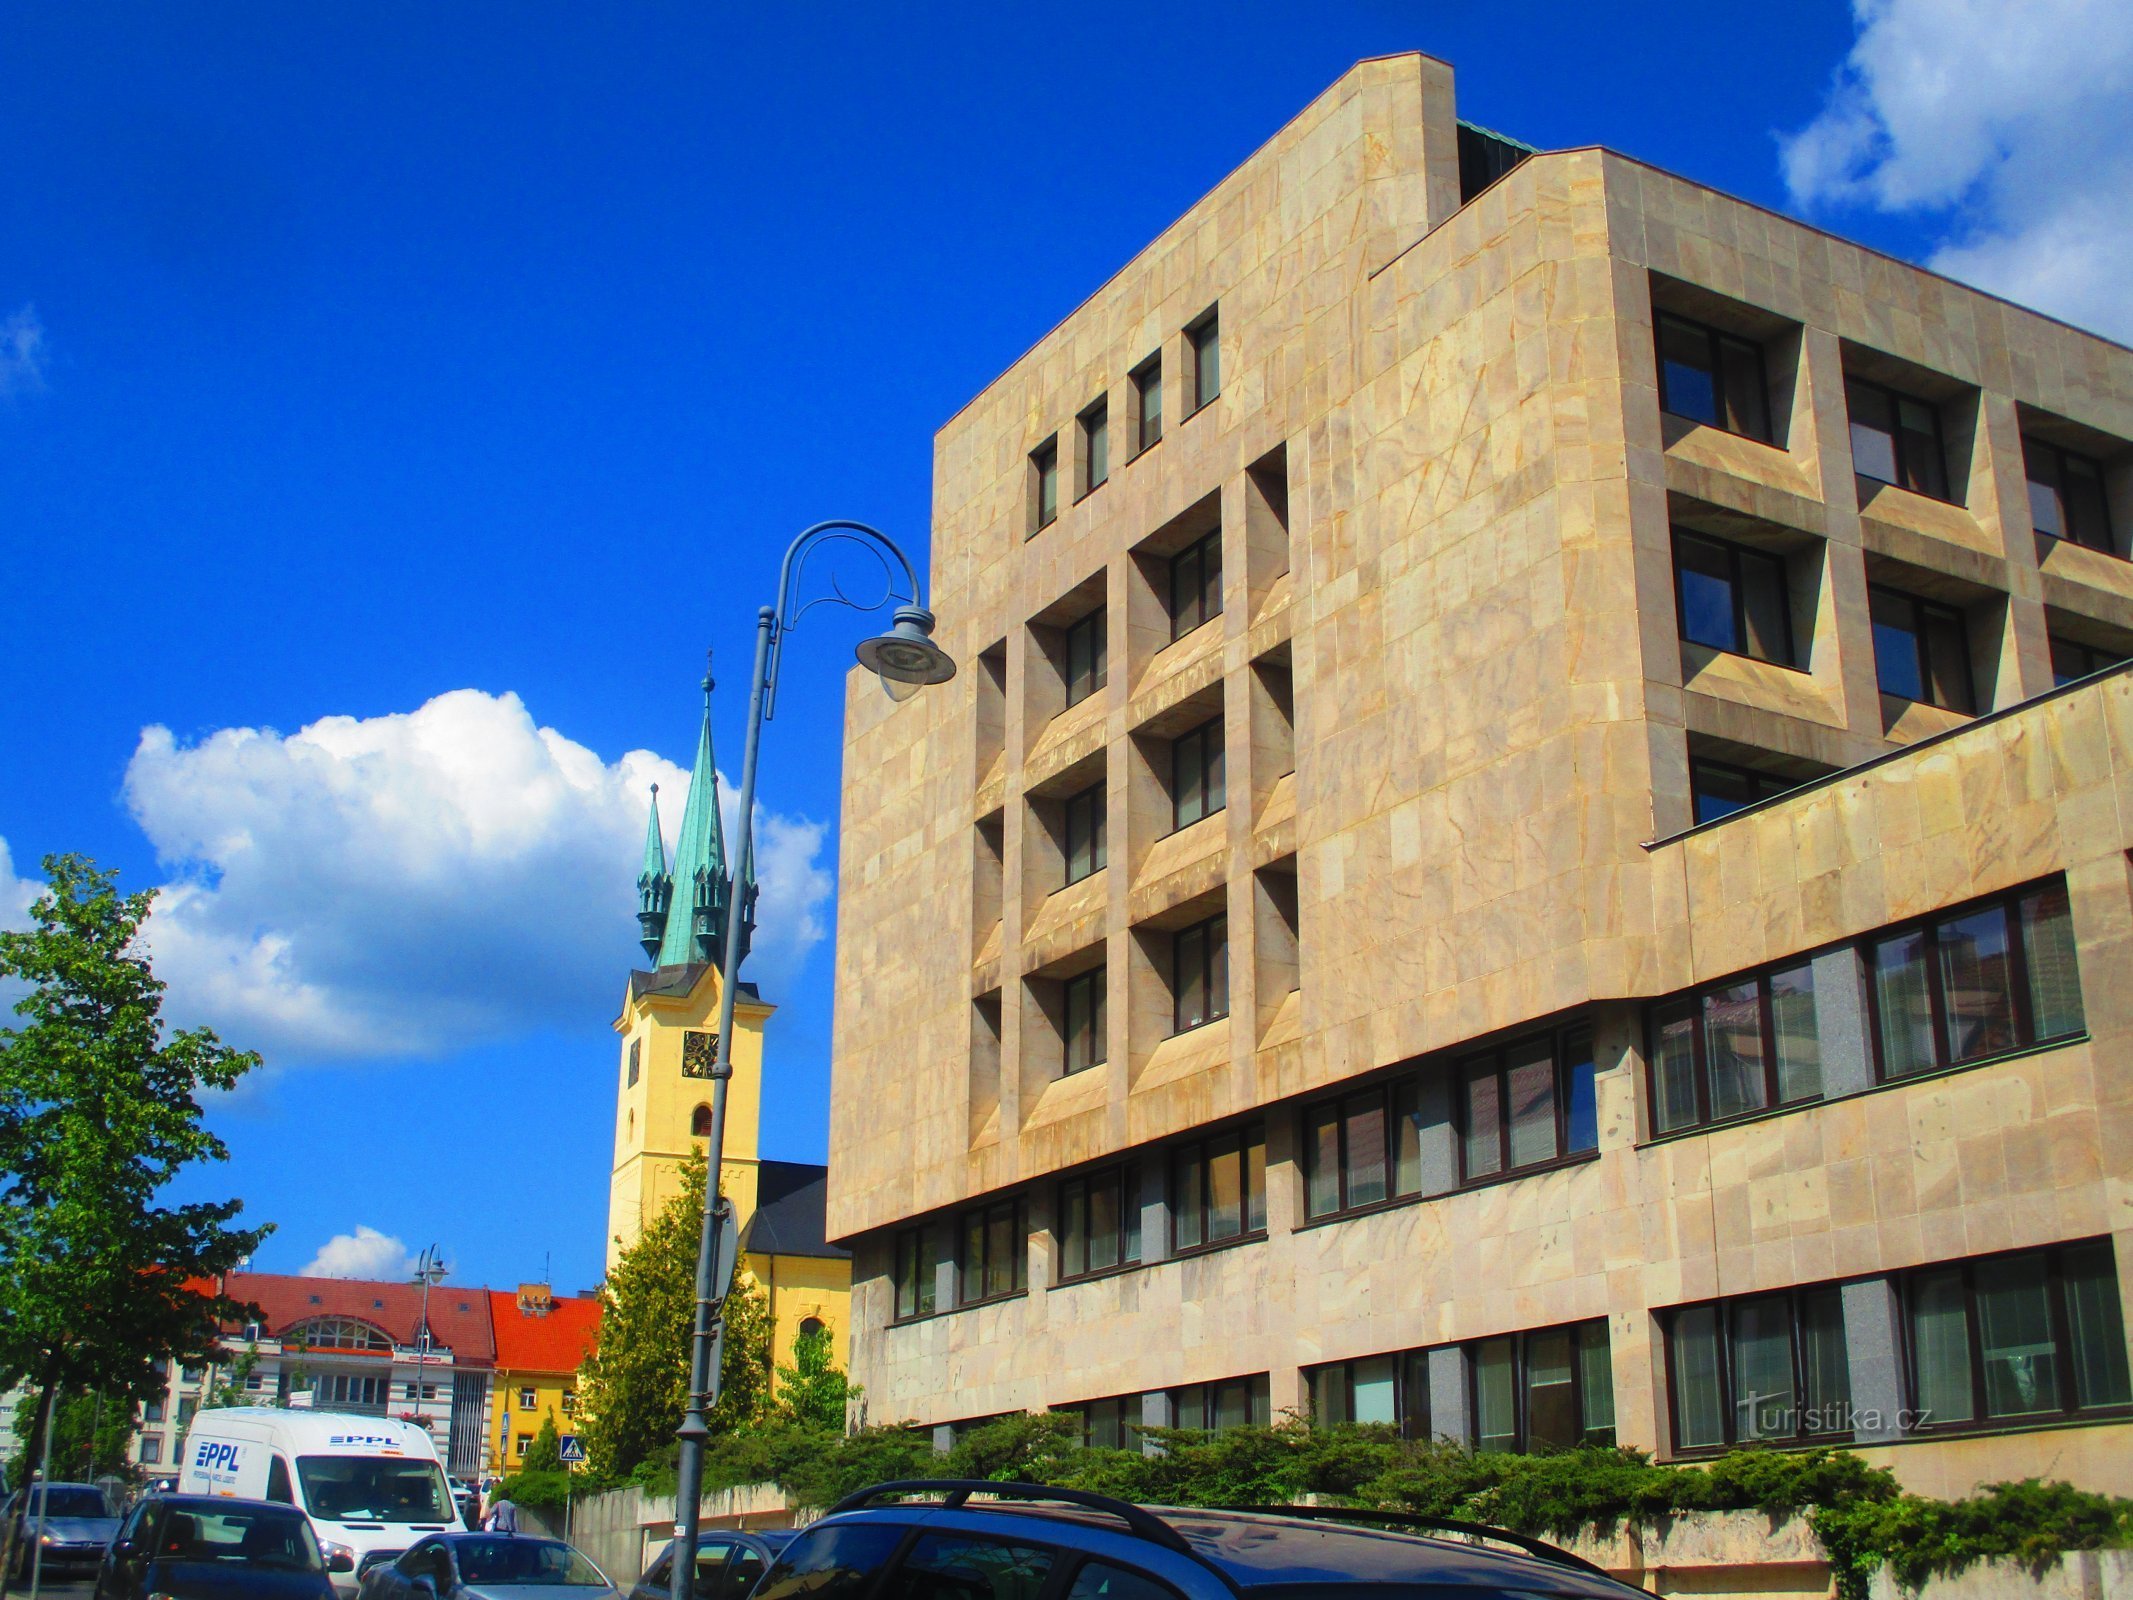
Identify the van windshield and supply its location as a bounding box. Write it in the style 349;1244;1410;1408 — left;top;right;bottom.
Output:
296;1456;453;1523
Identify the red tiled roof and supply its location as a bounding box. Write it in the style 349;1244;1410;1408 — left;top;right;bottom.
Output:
487;1290;601;1376
223;1272;498;1364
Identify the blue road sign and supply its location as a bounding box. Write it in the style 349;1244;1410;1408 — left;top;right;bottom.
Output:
558;1435;586;1464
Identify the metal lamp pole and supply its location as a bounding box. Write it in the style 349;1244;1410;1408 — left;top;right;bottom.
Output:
411;1246;444;1459
668;521;954;1600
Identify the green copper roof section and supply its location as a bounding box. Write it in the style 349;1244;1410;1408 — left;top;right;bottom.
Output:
638;784;669;884
654;664;731;969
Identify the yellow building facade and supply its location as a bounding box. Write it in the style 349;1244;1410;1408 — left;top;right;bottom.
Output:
605;670;851;1381
484;1286;602;1477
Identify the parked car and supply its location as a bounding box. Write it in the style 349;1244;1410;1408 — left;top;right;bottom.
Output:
94;1493;338;1600
4;1480;121;1581
747;1481;1648;1599
627;1529;796;1600
356;1532;619;1598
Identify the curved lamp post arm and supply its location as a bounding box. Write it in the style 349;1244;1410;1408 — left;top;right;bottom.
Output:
761;519;930;722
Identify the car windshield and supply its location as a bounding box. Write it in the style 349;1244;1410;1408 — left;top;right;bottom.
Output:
297;1455;453;1523
453;1537;607;1587
27;1488;109;1519
156;1507;324;1572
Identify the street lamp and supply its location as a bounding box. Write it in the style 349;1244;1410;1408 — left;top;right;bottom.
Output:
410;1246;445;1453
669;521;953;1600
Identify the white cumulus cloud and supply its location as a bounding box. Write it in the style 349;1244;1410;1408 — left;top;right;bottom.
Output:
0;305;47;398
302;1225;421;1280
1779;0;2133;342
0;838;42;1013
125;688;832;1063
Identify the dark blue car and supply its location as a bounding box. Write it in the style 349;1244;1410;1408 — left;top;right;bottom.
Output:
96;1493;339;1600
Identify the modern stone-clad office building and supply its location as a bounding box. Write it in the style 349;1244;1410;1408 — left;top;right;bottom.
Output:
827;51;2133;1497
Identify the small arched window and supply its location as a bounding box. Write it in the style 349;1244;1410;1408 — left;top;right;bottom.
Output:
798;1316;826;1340
690;1104;712;1138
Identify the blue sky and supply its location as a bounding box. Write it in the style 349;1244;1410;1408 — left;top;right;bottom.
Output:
3;1;2126;1294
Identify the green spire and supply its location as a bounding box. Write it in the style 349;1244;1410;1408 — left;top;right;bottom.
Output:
635;784;672;963
656;659;732;968
639;784;669;882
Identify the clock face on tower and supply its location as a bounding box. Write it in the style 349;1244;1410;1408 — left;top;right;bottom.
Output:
682;1030;720;1079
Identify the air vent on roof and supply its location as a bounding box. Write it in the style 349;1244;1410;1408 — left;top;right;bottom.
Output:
372;1298;384;1309
308;1294;322;1305
457;1302;470;1313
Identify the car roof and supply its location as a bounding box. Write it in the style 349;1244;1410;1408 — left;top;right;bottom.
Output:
804;1490;1637;1598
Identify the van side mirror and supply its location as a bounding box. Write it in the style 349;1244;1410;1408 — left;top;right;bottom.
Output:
113;1538;141;1558
327;1550;356;1574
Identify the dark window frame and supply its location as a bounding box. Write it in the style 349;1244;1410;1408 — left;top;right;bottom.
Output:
1055;1159;1140;1283
1186;308;1220;415
1301;1073;1428;1221
1689;756;1805;827
1646;958;1822;1136
1662;1285;1853;1454
892;1225;937;1322
2050;635;2125;688
1862;876;2086;1083
1167;1122;1266;1256
1168;528;1223;641
1078;397;1110;499
1655;310;1775;444
1171;912;1230;1034
1466;1319;1616;1453
1455;1025;1599;1185
1062;966;1106;1075
1131;354;1164;456
1030;437;1060;535
955;1196;1029;1308
1306;1347;1435;1439
1064;609;1108;707
1062;1392;1144;1450
2024;435;2117;555
1170;716;1226;831
1063;781;1107;883
1868;584;1976;713
1899;1239;2133;1434
1671;527;1797;667
1167;1374;1272;1432
1846;375;1952;501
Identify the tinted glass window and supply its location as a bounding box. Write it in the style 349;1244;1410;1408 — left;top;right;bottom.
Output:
880;1533;1055;1600
1064;1560;1180;1599
755;1524;909;1600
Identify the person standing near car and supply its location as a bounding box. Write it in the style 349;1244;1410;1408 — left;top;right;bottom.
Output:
482;1495;518;1534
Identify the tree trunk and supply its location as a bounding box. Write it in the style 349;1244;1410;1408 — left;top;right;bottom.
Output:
0;1356;64;1600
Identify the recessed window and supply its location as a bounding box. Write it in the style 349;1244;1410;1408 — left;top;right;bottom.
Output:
1847;378;1949;500
1674;529;1794;666
1471;1320;1615;1452
1656;312;1772;443
144;1399;164;1423
1648;960;1820;1134
1064;782;1106;883
1079;398;1109;496
1132;354;1163;454
2025;437;2115;553
690;1103;712;1137
1057;1160;1139;1280
1304;1076;1428;1220
518;1387;537;1410
957;1197;1028;1306
1902;1240;2130;1431
1308;1350;1433;1438
1031;438;1060;534
626;1038;640;1087
1064;609;1107;707
1869;586;1974;712
1063;1393;1143;1450
1172;913;1230;1033
1063;967;1106;1074
1169;528;1222;641
1667;1286;1851;1451
515;1437;530;1458
1187;308;1220;413
1690;757;1804;826
1169;1123;1265;1253
2051;635;2125;687
1866;877;2084;1080
1169;1374;1270;1431
1171;717;1225;830
893;1226;938;1321
1457;1025;1598;1183
139;1436;162;1465
560;1391;577;1413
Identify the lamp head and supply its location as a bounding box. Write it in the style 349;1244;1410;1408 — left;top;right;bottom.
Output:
856;606;957;702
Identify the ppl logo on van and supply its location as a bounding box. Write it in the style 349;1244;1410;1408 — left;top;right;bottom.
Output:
194;1441;244;1473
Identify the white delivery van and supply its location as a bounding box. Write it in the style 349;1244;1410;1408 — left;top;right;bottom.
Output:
179;1407;460;1594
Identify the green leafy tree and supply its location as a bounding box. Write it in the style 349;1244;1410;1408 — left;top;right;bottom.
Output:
5;1387;137;1487
0;856;269;1585
521;1413;564;1474
575;1153;770;1478
774;1324;854;1432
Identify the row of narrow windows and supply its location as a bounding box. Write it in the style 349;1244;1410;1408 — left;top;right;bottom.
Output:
1038;1236;2131;1458
906;873;2087;1312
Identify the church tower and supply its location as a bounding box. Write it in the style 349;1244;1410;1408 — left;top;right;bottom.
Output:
606;663;772;1267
